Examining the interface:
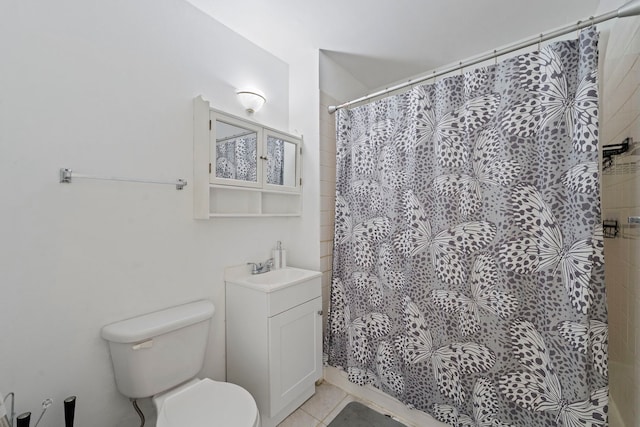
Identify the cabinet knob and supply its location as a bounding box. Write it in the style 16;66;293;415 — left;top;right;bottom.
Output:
317;310;323;315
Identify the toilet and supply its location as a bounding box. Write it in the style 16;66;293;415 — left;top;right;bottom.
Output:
101;300;259;427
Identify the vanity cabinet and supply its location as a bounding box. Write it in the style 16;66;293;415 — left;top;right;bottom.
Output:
194;96;302;218
225;269;323;427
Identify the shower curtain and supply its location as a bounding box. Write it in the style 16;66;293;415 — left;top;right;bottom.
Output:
326;28;608;426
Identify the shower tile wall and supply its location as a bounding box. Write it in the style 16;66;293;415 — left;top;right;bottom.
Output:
600;14;640;427
319;91;337;332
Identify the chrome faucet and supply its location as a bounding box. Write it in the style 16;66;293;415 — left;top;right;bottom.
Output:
248;259;274;274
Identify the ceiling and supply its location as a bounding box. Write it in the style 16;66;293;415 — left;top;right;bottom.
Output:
185;0;601;92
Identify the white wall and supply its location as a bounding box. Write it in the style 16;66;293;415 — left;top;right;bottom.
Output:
0;1;319;426
597;1;640;425
178;2;324;277
319;52;369;105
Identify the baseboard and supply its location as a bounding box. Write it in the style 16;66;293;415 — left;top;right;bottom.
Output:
609;395;625;427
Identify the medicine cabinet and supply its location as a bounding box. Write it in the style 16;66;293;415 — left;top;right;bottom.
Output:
193;96;302;218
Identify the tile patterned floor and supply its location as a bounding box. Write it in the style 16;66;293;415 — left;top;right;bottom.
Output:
277;382;386;427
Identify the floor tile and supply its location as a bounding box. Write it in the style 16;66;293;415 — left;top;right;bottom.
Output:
277;409;322;427
324;394;358;424
300;382;348;421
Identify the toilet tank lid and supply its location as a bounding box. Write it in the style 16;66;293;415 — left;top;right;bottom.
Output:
101;300;215;343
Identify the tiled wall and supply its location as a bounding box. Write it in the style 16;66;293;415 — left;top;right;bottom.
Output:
319;91;338;331
600;14;640;427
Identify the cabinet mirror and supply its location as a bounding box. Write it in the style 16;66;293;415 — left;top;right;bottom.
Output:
213;117;260;186
265;134;299;190
210;111;301;192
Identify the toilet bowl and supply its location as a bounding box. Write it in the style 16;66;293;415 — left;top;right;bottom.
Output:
154;378;259;427
101;300;259;427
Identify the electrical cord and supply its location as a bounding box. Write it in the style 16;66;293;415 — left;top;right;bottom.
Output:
131;399;145;427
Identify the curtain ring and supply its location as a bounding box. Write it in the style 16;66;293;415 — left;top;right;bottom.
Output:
590;16;595;28
494;49;498;66
576;20;581;38
460;61;463;76
538;33;543;51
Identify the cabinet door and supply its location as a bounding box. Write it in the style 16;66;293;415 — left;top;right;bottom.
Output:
263;130;301;193
268;297;322;417
211;112;263;188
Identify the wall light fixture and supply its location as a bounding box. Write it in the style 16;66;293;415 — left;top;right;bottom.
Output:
236;90;266;114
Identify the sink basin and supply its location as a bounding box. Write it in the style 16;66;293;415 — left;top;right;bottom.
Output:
225;266;322;292
244;268;316;285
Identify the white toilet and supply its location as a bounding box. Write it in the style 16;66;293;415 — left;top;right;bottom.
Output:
101;300;259;427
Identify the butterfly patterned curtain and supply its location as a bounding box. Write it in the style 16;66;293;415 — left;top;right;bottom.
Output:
326;28;608;426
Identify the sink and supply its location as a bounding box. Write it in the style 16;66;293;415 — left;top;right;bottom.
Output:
244;268;317;285
225;266;322;292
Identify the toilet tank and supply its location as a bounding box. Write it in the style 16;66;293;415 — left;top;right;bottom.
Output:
101;300;215;398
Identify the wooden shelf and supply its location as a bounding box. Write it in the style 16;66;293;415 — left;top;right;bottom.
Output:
208;185;301;217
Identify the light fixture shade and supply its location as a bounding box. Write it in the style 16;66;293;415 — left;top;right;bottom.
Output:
236;90;266;113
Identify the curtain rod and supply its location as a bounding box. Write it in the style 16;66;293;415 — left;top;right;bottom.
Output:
328;0;640;114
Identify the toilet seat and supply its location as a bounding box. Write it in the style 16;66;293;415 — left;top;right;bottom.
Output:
155;378;259;427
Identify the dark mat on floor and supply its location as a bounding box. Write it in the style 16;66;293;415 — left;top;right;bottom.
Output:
327;401;407;427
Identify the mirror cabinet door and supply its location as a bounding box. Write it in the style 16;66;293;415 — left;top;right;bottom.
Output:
265;133;300;191
212;117;261;187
